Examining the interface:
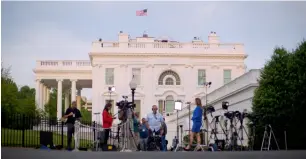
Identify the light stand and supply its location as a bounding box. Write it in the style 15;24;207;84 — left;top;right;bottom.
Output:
203;82;212;145
186;102;191;138
108;86;115;103
174;101;182;152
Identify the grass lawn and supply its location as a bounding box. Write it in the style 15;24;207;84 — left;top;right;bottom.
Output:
1;128;93;148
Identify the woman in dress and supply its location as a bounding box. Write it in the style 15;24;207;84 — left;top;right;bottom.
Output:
184;98;204;151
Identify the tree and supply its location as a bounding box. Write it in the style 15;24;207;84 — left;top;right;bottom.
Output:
1;65;19;115
16;86;37;116
252;40;306;150
44;89;62;118
80;107;92;123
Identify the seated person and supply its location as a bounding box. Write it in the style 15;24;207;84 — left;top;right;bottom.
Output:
139;118;150;151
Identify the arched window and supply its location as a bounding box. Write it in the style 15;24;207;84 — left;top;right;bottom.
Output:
165;78;174;85
158;70;181;85
165;95;174;113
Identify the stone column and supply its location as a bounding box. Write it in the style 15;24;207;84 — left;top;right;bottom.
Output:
43;86;48;107
46;87;50;104
39;83;44;110
71;79;77;103
57;79;63;120
35;79;41;109
64;90;70;111
76;89;82;110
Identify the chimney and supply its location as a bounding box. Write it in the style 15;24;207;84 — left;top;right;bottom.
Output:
118;31;129;48
208;31;220;48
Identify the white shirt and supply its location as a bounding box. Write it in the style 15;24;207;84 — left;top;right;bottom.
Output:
146;112;163;132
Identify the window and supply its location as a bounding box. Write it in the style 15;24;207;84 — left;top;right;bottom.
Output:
165;95;174;113
224;70;232;84
134;100;141;118
132;68;141;85
165;78;174;85
198;69;206;85
158;70;181;85
158;100;164;114
105;68;114;85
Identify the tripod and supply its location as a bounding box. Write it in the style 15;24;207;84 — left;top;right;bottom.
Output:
174;125;184;152
209;115;227;141
120;108;137;152
236;117;251;150
225;117;241;151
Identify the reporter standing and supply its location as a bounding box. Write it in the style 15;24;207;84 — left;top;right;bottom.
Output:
102;103;116;148
184;98;205;151
62;101;82;151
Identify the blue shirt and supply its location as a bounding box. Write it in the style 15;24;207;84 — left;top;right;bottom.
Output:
146;112;163;132
139;124;149;139
192;106;203;122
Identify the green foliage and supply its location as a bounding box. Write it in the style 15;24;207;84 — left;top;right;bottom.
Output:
80;107;92;124
44;89;59;118
1;65;39;129
252;40;306;150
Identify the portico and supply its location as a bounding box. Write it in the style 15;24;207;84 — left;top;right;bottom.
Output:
33;60;92;119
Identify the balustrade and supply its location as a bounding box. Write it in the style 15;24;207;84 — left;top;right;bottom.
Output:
93;41;243;50
36;60;91;69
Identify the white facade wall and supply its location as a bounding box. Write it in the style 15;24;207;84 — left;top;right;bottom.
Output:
90;56;247;123
165;69;260;147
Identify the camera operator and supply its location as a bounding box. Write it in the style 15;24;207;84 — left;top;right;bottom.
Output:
133;112;140;145
102;103;116;148
61;101;82;151
146;105;164;135
139;118;150;151
184;98;206;151
160;118;167;151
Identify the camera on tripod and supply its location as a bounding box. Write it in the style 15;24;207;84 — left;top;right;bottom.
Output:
116;96;136;110
116;100;135;110
224;111;235;120
206;105;215;114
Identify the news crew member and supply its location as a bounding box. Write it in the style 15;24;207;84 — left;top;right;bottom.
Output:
184;98;205;151
102;103;116;147
62;101;82;150
146;105;163;135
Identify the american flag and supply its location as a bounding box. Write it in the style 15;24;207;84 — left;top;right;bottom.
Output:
136;9;147;16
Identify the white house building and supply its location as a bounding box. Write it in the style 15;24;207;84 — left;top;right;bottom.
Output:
33;31;247;125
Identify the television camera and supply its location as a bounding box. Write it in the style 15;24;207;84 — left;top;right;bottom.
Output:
116;96;136;110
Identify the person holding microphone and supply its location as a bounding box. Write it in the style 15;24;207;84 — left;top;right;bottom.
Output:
102;102;116;148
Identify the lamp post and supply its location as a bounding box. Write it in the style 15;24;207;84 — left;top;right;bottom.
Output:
175;101;182;142
129;78;137;105
203;81;212;145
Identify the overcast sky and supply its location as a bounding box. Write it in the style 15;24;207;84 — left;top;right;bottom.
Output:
2;1;306;99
